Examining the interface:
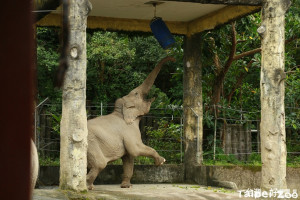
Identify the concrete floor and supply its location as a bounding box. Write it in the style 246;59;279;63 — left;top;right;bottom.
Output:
33;184;255;200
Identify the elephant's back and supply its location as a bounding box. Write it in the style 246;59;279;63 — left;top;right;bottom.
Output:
87;114;127;135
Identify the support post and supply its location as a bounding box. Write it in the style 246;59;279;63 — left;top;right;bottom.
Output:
183;33;203;181
1;0;36;198
59;0;91;191
259;0;290;190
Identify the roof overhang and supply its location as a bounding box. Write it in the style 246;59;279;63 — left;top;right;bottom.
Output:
36;0;261;36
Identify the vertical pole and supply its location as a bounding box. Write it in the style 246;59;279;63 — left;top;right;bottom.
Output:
60;0;92;191
259;0;290;190
196;114;200;162
257;121;261;153
0;1;34;199
35;97;49;150
180;117;183;163
213;105;217;161
183;33;203;181
101;101;103;116
35;108;38;145
190;107;201;164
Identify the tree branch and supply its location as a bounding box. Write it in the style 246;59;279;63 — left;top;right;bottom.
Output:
232;36;298;61
233;48;261;61
286;35;299;44
223;22;237;75
208;37;222;75
226;59;255;104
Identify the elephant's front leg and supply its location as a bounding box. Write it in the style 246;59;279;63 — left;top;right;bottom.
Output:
121;155;134;188
124;138;166;166
138;144;166;166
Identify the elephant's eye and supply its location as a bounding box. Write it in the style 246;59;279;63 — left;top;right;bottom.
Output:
135;92;138;96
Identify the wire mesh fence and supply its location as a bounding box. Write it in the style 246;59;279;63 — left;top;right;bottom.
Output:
35;99;184;166
35;99;300;166
203;105;300;166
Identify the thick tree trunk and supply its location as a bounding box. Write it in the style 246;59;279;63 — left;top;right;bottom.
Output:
60;0;91;191
259;0;290;190
183;33;203;181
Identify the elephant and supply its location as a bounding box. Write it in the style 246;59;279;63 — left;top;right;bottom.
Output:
86;56;175;190
30;139;39;191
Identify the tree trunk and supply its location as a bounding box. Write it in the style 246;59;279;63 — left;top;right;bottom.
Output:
60;0;91;191
212;74;224;106
259;0;290;190
99;61;105;84
183;33;203;181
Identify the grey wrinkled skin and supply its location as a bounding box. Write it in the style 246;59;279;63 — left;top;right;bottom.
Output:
31;139;39;191
86;56;175;190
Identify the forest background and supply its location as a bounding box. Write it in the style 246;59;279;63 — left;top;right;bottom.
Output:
36;0;300;166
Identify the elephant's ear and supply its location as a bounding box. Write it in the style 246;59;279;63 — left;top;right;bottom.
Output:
123;101;141;125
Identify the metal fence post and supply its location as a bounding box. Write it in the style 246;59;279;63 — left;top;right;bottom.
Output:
190;107;201;164
180;117;183;163
213;105;217;161
34;97;49;151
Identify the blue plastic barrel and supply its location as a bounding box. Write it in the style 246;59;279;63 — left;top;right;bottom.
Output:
150;17;175;49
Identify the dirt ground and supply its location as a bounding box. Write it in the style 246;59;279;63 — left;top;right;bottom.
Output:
33;184;255;200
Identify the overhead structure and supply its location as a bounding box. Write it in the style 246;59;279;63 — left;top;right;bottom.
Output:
37;0;261;36
35;0;268;189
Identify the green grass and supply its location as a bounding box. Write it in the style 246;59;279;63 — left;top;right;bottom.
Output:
39;157;60;166
39;154;300;167
108;157;154;165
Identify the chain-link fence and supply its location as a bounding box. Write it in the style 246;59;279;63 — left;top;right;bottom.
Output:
35;99;300;166
34;99;184;166
203;105;300;166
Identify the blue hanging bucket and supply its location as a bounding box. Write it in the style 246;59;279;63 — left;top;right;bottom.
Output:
150;17;175;49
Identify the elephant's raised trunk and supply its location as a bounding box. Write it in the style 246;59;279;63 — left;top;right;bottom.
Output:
138;56;175;94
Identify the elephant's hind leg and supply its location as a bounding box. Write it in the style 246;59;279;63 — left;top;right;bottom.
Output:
86;167;103;190
121;155;134;188
86;149;107;190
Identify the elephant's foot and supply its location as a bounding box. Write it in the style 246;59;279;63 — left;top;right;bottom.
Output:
87;184;95;190
155;156;166;166
120;181;132;188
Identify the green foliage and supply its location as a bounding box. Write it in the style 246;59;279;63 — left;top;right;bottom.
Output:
51;113;61;135
129;34;184;101
87;31;143;107
39;156;60;166
203;145;241;165
284;0;300;130
145;119;182;163
36;3;300;167
248;153;261;165
86;31;184;110
287;140;300;165
88;32;134;65
36;27;62;102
